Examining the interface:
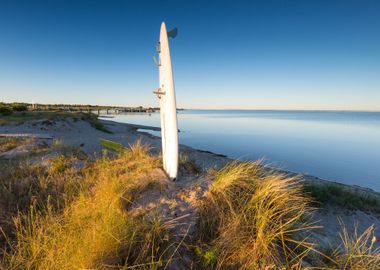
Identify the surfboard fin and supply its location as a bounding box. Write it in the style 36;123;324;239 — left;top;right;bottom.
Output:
167;28;178;39
153;56;161;66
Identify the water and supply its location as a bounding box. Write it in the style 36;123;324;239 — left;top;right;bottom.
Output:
102;110;380;191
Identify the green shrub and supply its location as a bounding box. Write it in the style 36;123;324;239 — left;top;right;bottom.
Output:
304;183;380;213
195;245;218;268
0;105;13;115
11;103;28;112
81;113;111;133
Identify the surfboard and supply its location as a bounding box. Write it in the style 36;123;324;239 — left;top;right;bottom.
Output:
154;22;178;180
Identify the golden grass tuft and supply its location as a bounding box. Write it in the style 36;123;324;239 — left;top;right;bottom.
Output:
327;223;380;269
197;161;315;269
0;158;81;215
0;137;31;153
0;137;20;153
1;141;176;269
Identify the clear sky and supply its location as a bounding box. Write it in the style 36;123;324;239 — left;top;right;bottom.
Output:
0;0;379;110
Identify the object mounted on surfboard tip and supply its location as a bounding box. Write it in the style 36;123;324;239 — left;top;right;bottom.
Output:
153;22;179;181
167;27;178;39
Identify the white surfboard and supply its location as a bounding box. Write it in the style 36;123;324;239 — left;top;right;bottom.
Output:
154;22;178;180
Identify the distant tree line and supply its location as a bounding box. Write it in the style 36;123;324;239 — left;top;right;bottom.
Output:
0;102;28;115
0;102;162;116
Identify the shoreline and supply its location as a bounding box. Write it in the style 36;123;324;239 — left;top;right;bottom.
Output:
1;116;379;196
120;119;380;195
1;115;380;251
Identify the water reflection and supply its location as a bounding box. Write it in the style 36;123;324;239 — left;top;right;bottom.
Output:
101;110;380;191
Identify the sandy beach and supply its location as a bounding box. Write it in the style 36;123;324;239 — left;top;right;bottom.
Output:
1;115;380;253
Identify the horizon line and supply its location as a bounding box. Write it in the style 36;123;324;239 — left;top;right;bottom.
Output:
2;101;380;113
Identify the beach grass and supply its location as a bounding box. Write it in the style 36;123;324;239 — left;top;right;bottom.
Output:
0;141;179;269
327;223;380;269
0;111;74;124
304;182;380;214
0;137;25;152
179;153;201;174
195;161;316;269
0;110;111;133
81;112;112;133
1;139;379;269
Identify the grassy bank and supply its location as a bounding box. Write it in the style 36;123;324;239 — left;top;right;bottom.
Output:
304;182;380;214
0;111;73;125
0;139;379;269
0;141;176;269
0;110;110;133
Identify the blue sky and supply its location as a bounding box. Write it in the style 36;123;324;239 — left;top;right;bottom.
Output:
0;0;379;110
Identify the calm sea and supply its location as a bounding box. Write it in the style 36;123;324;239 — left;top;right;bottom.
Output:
104;110;380;191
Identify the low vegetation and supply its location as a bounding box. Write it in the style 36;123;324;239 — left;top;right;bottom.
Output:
0;111;74;125
0;141;179;269
81;112;112;133
0;110;111;133
196;162;315;269
304;182;380;214
329;224;380;269
0;139;379;269
0;157;82;254
0;103;28;116
10;103;28;112
0;137;25;153
179;153;201;175
0;106;13;116
194;162;380;269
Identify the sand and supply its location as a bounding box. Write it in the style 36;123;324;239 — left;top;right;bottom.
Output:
1;116;379;250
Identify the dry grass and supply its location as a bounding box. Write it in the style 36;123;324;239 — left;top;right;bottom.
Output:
196;161;316;269
324;223;380;270
50;139;87;160
0;152;84;252
0;137;29;153
0;140;179;269
179;153;201;175
1;139;379;269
